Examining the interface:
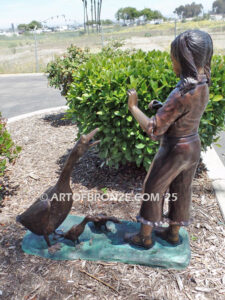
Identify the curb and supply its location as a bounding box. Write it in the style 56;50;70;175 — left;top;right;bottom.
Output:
202;147;225;221
8;106;68;124
0;73;45;77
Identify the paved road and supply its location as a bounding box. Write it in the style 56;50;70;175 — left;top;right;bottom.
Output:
0;74;65;118
0;73;224;166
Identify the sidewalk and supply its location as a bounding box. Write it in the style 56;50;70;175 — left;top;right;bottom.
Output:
202;147;225;221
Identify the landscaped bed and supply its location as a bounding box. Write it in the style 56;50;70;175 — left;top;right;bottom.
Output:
0;110;224;300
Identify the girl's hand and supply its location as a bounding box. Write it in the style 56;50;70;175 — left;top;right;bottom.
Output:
148;100;163;110
127;89;138;110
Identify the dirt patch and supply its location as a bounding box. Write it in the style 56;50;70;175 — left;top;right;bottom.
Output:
121;37;165;52
0;110;224;300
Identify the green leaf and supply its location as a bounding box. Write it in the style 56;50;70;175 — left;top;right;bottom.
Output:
135;143;145;149
114;111;121;116
212;95;223;102
214;143;221;148
125;150;132;161
101;187;108;194
126;116;132;122
146;147;153;154
96;111;103;115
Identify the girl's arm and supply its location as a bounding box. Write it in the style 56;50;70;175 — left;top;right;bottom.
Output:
128;88;185;138
128;89;159;140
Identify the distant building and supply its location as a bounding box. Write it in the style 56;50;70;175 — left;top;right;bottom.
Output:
35;29;43;34
210;14;225;21
42;27;53;33
11;23;15;33
149;19;164;25
57;25;69;31
0;31;19;36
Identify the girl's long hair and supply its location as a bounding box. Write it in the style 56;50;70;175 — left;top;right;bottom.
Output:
171;30;213;95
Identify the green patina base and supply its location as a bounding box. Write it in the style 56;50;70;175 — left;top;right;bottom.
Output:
22;215;191;269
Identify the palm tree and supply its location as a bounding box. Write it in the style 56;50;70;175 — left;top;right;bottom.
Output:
82;0;86;32
91;0;94;32
94;0;97;31
85;0;89;34
97;0;100;32
94;0;97;32
82;0;100;34
99;0;102;32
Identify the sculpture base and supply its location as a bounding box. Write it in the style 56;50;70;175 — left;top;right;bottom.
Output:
22;215;191;269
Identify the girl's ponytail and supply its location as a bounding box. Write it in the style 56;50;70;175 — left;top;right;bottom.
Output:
171;30;213;94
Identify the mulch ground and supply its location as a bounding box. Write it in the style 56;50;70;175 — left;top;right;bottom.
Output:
0;110;224;300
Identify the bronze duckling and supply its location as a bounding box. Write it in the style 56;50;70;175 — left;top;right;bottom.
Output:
93;213;121;231
61;215;95;244
16;128;100;248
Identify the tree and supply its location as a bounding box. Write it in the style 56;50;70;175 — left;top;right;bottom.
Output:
82;0;86;32
85;0;89;34
17;20;42;32
27;20;42;30
116;7;163;24
140;8;154;22
101;19;113;25
174;2;203;18
97;0;103;32
212;0;225;14
91;0;94;32
174;5;185;18
17;23;28;31
139;8;163;22
115;7;139;23
152;10;163;19
82;0;103;34
115;8;126;23
94;0;97;26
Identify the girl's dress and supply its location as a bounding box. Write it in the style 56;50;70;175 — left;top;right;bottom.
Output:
137;74;209;226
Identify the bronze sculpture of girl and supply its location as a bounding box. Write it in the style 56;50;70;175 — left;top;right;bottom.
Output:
126;30;213;249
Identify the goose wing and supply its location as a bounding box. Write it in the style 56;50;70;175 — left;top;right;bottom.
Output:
17;198;51;234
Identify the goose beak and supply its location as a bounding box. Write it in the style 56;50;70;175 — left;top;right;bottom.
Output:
86;128;100;147
89;139;101;147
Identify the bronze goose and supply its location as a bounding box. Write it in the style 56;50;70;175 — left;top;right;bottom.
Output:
16;128;100;247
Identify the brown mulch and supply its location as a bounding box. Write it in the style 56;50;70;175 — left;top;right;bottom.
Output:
0;110;225;300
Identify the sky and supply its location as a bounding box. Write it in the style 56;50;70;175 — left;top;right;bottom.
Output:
0;0;215;29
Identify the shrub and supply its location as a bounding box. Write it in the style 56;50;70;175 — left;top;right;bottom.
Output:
46;45;89;96
0;113;21;179
202;55;225;146
48;47;225;170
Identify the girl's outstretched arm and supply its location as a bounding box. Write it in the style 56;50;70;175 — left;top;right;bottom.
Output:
128;88;186;138
127;89;159;140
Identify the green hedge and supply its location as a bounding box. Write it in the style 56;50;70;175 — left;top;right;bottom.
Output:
0;113;21;180
47;46;225;170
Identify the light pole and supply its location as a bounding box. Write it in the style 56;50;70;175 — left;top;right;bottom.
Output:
32;15;66;73
33;26;39;73
174;19;177;38
100;20;104;48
